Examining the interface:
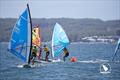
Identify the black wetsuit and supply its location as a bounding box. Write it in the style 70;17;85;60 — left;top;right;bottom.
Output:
63;48;69;61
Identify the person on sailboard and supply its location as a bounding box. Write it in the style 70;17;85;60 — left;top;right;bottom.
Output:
43;45;50;61
63;47;69;61
31;45;38;65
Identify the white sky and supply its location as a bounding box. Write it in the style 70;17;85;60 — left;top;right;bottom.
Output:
0;0;120;20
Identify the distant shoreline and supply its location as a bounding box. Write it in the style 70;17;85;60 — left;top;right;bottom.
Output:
0;18;120;42
0;18;120;22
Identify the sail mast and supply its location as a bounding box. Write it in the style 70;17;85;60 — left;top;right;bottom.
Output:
27;4;32;64
112;50;118;61
52;26;55;58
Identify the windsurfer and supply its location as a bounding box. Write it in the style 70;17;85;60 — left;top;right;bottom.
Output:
31;45;38;65
63;47;69;61
43;45;50;61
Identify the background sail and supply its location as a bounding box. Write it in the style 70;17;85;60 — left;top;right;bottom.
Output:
52;23;70;57
115;38;120;52
32;27;41;47
8;8;31;62
112;38;120;61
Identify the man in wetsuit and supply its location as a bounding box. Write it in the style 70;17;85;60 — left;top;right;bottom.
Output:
43;45;50;61
63;47;69;61
31;46;38;65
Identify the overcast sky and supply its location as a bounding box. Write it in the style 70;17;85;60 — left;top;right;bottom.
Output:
0;0;120;20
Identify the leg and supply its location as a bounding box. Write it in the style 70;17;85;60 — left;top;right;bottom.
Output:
31;57;35;65
63;53;69;62
63;56;66;61
45;53;48;61
45;52;49;61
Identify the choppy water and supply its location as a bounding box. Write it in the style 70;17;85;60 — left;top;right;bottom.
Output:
0;42;120;80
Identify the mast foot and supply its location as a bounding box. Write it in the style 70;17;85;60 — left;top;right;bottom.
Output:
23;64;31;68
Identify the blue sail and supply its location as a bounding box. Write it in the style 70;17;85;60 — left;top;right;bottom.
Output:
52;23;70;57
8;7;32;63
112;38;120;61
115;38;120;53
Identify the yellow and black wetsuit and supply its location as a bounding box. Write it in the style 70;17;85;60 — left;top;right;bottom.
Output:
44;47;49;53
31;46;38;65
44;46;50;61
32;47;38;57
63;48;69;61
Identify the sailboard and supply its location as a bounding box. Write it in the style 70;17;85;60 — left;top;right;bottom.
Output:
8;4;32;67
112;38;120;61
51;23;70;61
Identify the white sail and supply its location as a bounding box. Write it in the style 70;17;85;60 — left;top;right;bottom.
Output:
102;64;108;71
52;23;70;58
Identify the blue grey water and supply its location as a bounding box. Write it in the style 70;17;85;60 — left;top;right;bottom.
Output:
0;42;120;80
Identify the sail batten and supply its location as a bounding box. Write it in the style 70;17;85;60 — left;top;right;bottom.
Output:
52;23;70;58
21;16;28;21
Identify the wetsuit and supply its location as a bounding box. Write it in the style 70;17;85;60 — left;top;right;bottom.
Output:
63;48;69;61
31;47;38;64
44;47;50;61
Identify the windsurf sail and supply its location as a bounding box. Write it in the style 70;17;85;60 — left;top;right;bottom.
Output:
52;23;70;57
32;26;42;59
112;38;120;61
32;26;41;47
8;4;32;64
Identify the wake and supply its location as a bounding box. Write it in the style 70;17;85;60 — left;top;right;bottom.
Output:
77;59;120;63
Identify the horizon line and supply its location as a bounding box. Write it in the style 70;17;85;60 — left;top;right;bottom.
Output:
0;17;120;21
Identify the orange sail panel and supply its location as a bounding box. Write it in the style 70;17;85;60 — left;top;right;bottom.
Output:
32;27;41;47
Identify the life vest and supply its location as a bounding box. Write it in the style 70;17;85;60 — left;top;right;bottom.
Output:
44;47;49;53
63;48;68;55
32;47;38;53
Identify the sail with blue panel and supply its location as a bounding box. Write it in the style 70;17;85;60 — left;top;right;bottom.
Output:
8;4;32;64
115;38;120;53
52;23;70;57
112;38;120;61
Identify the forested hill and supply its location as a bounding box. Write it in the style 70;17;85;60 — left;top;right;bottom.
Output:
0;18;120;42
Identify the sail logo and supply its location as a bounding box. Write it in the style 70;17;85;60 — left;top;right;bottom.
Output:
100;63;111;74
